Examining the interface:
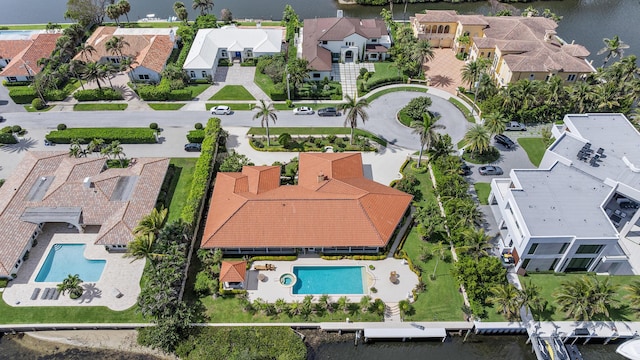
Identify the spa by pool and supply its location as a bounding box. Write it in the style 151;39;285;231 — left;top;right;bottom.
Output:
35;244;106;282
292;266;365;295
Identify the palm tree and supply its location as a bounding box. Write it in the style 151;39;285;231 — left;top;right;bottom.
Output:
569;82;594;113
253;100;278;146
482;111;508;136
597;35;630;66
288;300;302;317
337;296;350;314
274;298;287;315
429;133;455;160
99;63;116;88
118;0;131;24
105;36;130;58
192;0;214;15
287;58;311;97
590;276;618;319
411;39;435;76
57;274;84;299
463;124;491;154
339;94;369;145
625;280;640;309
76;44;96;62
461;58;489;91
555;277;593;320
106;4;121;26
125;232;161;267
134;206;168;236
82;61;105;90
460;227;492;260
107;140;126;167
69;60;86;90
411;112;444;166
487;283;520;320
520;280;543;317
359;295;372;313
87;138;105;155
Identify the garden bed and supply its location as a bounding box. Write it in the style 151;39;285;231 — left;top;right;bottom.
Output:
73;103;128;111
45;127;156;144
247;127;387;147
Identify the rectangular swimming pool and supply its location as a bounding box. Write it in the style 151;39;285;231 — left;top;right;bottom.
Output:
35;244;106;282
292;266;365;295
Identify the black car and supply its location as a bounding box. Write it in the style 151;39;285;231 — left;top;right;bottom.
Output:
184;143;202;152
0;115;5;123
317;107;340;117
461;162;472;176
494;134;515;149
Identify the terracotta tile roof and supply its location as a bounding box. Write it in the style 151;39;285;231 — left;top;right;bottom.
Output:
0;34;61;77
0;39;32;60
302;18;388;72
457;14;488;26
0;152;169;277
366;44;388;53
220;261;247;283
201;153;412;250
74;26;176;74
412;10;458;23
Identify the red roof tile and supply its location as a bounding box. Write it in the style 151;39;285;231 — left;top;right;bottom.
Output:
0;34;61;77
220;261;247;283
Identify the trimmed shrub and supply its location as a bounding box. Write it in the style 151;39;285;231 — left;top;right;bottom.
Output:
57;123;67;131
44;89;67;101
11;125;22;133
187;129;205;143
8;87;37;104
73;88;123;101
1;126;12;133
168;89;192;101
149;123;158;130
271;90;286;101
45;128;156;144
0;133;17;144
31;98;45;110
194;123;203;130
2;81;31;87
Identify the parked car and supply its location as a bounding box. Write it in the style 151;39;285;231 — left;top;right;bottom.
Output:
505;121;527;131
184;143;202;152
494;134;515;149
293;106;314;115
0;115;5;123
44;139;54;146
478;165;503;176
211;105;231;115
461;162;472;176
317;107;340;117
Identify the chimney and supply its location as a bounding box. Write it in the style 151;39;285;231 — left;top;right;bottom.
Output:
83;177;92;188
544;30;556;43
337;10;344;18
317;172;325;183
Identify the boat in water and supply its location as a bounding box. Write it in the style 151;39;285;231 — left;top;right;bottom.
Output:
617;338;640;360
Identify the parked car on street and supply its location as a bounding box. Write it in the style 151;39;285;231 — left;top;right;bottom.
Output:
184;143;202;152
461;162;472;176
505;121;527;131
479;165;503;176
0;115;5;123
317;107;340;117
293;106;314;115
494;134;515;149
211;105;231;115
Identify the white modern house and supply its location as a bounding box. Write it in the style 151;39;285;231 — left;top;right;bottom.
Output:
182;25;285;80
301;15;392;80
489;113;640;275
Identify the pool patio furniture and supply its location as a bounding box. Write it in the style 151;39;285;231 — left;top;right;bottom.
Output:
30;288;41;300
258;273;267;282
113;288;123;298
52;289;61;300
267;264;276;271
390;272;399;284
41;288;51;300
254;265;268;271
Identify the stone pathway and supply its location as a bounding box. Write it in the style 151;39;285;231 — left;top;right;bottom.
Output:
423;48;465;95
384;303;402;322
334;62;374;99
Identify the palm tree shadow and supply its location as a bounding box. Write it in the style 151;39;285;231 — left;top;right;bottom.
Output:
430;75;453;88
601;304;632;321
78;283;103;304
534;300;556;321
1;138;37;153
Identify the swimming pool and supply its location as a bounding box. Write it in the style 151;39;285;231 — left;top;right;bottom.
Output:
292;266;365;295
35;244;106;282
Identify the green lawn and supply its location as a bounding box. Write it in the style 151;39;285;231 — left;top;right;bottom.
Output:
0;24;73;30
517;137;546;167
209;85;255;101
24;105;54;112
371;62;401;80
206;103;256;111
474;182;491;205
254;71;278;99
166;158;198;223
0;294;144;324
398;109;413;127
521;273;640;321
272;103;332;111
148;103;186;110
187;83;211;99
449;98;476;123
364;86;427;103
247;127;387;147
73;103;128;111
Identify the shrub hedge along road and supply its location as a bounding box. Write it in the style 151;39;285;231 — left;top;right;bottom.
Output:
46;128;157;144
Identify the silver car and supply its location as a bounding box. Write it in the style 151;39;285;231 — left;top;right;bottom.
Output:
293;106;314;115
478;166;504;176
211;105;231;115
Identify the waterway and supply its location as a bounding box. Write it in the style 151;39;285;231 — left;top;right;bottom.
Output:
0;0;638;60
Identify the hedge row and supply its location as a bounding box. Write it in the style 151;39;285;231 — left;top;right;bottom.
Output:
73;88;123;101
250;255;298;262
362;75;407;92
8;87;68;104
137;78;193;101
2;81;31;87
187;129;205;143
45;128;157;144
180;117;221;225
0;133;17;144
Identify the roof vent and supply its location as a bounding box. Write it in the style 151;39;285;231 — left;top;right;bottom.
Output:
337;10;344;18
544;30;557;43
317;172;325;183
83;177;92;188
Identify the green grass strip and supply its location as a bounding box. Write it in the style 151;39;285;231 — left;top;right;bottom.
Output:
448;98;475;123
24;105;54;112
473;182;491;205
364;86;427;103
247;127;387;146
209;85;256;101
73;103;128;111
517;137;546;167
148;103;186;110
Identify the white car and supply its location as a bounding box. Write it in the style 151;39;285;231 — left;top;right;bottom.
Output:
211;105;231;115
293;106;314;115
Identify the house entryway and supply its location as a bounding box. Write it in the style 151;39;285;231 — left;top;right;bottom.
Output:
345;50;354;63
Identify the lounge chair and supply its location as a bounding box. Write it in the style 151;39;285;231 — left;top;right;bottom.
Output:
48;288;57;300
30;288;41;300
52;289;61;300
41;288;50;300
267;264;276;271
254;265;268;271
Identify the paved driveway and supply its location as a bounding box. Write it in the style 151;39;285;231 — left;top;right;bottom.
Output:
424;48;465;95
0;83;26;114
333;62;374;99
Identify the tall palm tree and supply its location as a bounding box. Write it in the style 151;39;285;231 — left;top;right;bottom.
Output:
487;283;521;320
411;39;435;76
597;35;630;66
69;60;86;90
287;58;311;97
555;277;593;320
82;61;105;90
57;274;84;299
590;276;618;319
105;36;130;58
253;100;278;146
339;94;369;145
125;233;161;267
87;138;105;155
463;124;491;154
625;280;640;309
410;112;444;166
520;280;543;317
192;0;214;16
569;82;594;113
108;140;126;167
118;0;131;24
174;2;189;24
106;4;121;26
482;111;507;136
134;206;168;236
76;43;96;62
460;227;491;260
359;295;372;313
461;58;489;91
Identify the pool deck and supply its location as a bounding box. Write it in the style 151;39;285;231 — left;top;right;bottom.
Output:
247;257;419;304
2;224;143;311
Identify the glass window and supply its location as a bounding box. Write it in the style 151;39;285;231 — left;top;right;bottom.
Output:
201;71;207;78
550;259;558;271
576;245;603;254
559;243;568;254
221;50;227;57
522;259;530;269
189;71;195;78
527;243;538;255
313;73;320;78
371;39;377;43
565;257;594;272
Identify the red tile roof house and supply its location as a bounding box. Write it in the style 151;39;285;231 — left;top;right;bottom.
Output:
301;16;392;80
201;153;412;255
0;152;169;279
220;261;247;290
0;33;62;82
73;26;178;83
